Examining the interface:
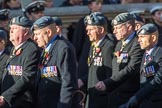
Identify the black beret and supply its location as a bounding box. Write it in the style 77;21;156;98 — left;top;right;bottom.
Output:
111;12;134;26
0;9;9;20
84;12;106;26
25;1;45;14
52;17;62;26
131;13;144;23
137;23;158;35
10;16;33;28
32;16;55;31
0;29;7;41
150;6;162;14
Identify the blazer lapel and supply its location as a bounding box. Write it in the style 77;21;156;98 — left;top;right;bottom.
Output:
140;52;146;73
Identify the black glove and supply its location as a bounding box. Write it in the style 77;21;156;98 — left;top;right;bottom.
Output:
126;96;138;108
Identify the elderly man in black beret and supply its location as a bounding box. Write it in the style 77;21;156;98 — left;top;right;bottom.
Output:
0;16;40;108
72;1;114;104
25;1;45;22
0;30;10;94
83;12;115;108
119;23;162;108
95;12;144;108
32;16;77;108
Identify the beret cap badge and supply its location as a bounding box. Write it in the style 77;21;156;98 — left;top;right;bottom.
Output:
37;3;40;8
87;16;92;25
12;18;16;23
137;23;158;35
4;11;8;16
84;12;106;26
113;20;117;25
10;16;33;28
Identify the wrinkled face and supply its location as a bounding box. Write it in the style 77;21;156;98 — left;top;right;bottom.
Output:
33;28;49;48
113;23;128;40
29;11;44;21
9;24;26;47
86;25;102;42
88;2;102;12
152;10;162;23
138;34;153;50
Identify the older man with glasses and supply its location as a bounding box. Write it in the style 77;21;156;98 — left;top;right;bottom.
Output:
95;12;144;108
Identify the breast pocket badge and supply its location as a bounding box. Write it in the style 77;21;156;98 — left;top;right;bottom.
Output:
143;65;155;77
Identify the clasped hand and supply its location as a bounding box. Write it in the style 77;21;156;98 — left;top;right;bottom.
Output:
95;81;106;91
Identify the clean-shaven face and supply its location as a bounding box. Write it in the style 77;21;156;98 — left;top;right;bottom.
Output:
138;34;152;50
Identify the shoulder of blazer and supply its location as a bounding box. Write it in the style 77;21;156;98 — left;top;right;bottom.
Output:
107;33;117;44
129;35;140;48
152;46;162;62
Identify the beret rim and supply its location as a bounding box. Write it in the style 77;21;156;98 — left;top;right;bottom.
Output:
84;12;106;26
137;23;158;35
111;12;134;26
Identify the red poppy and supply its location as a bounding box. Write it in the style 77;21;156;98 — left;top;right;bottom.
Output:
39;64;43;68
96;47;101;53
45;53;50;58
15;48;22;56
114;51;121;57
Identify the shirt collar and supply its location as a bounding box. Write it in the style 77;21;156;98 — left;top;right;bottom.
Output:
123;32;135;45
0;50;4;56
94;36;105;47
146;43;157;55
14;41;26;50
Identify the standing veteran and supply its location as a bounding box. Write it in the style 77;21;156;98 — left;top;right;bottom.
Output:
24;1;45;22
32;16;77;108
0;16;40;108
72;0;115;97
0;30;10;94
119;23;162;108
95;12;144;108
84;12;115;108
